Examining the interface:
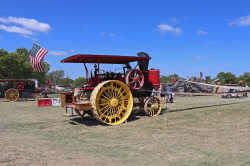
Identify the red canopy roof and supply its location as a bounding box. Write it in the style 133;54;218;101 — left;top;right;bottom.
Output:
61;54;151;64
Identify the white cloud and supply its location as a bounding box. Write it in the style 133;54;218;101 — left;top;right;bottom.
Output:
49;51;68;56
192;56;202;60
107;33;116;37
0;16;51;37
0;24;33;35
0;16;51;32
197;30;208;35
100;32;116;37
157;24;183;35
229;15;250;26
169;17;179;23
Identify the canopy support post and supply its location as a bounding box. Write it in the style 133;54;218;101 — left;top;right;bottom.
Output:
83;63;88;81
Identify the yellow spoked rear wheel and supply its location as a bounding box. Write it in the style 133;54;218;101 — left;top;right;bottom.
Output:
90;80;133;125
144;96;162;116
5;88;19;102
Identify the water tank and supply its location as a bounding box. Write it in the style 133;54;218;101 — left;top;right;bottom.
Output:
148;69;160;90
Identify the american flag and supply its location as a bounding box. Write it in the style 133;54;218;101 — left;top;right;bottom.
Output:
29;43;48;72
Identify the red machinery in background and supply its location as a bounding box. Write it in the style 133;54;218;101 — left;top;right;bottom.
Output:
0;79;42;101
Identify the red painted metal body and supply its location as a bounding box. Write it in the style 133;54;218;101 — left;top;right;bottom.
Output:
148;69;160;90
37;98;52;107
0;79;38;88
0;79;33;82
61;53;160;96
0;79;42;98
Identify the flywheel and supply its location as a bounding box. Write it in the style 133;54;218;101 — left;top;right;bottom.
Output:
125;69;144;90
144;96;162;116
5;88;19;102
90;80;133;125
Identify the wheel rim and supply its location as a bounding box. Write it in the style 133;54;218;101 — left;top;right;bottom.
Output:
5;88;19;102
125;69;144;90
91;80;133;125
144;96;162;116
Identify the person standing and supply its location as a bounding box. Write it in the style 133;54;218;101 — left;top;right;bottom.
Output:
167;84;173;103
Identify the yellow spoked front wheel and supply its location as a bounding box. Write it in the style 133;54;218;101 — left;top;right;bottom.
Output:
5;88;19;102
90;80;133;125
144;96;162;116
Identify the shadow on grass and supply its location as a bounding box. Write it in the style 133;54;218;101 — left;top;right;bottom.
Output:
69;116;104;126
68;110;146;126
167;102;239;113
68;102;228;126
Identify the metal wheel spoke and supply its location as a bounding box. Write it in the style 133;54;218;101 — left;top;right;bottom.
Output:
102;106;110;115
120;96;129;101
99;102;108;107
103;91;112;99
106;88;112;98
108;88;115;98
112;89;116;98
107;108;112;116
100;97;109;102
120;105;127;110
117;88;123;98
132;82;136;88
144;96;162;117
113;90;118;98
92;80;133;125
111;108;115;115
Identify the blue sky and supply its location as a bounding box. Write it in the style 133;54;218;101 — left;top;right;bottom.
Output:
0;0;250;79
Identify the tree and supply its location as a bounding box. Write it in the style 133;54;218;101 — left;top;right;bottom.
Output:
216;72;237;85
74;77;86;87
216;72;225;84
0;48;49;84
60;77;74;87
205;76;212;83
0;49;8;57
16;48;29;57
239;72;250;86
46;70;65;86
46;70;76;87
160;76;169;83
160;74;179;83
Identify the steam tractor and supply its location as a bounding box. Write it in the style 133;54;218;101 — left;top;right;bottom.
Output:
61;52;163;125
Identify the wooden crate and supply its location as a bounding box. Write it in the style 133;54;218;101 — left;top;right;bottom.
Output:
60;92;73;107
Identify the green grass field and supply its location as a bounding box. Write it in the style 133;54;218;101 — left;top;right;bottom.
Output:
0;96;249;166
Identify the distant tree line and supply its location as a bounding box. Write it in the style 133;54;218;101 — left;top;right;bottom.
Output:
1;48;250;87
46;70;86;87
160;72;250;86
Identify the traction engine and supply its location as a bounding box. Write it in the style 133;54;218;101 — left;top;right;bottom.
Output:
61;52;163;125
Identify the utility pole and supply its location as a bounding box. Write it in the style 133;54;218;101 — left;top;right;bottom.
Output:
53;70;56;90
